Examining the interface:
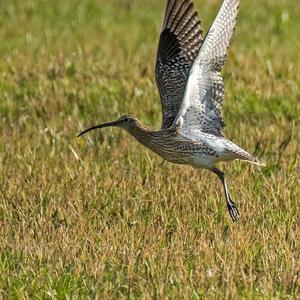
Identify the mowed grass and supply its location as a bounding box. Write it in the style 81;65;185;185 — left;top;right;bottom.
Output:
0;0;299;298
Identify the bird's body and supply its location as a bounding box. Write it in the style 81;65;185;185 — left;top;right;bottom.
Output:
124;120;260;169
79;0;264;221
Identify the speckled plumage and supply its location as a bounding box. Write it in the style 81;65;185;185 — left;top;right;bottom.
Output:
176;0;239;137
80;0;264;222
156;0;203;129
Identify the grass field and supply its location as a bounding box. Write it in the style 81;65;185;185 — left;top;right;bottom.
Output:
0;0;299;298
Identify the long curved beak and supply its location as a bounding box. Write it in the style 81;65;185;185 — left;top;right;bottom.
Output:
78;120;120;137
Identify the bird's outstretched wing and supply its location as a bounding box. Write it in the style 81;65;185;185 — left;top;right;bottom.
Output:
176;0;240;137
156;0;203;129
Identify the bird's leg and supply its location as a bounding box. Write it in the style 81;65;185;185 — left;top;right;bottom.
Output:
211;167;240;222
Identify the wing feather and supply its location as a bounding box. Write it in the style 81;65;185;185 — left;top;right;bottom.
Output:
156;0;203;129
176;0;239;136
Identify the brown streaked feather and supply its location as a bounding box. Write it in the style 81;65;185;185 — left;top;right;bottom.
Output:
156;0;203;129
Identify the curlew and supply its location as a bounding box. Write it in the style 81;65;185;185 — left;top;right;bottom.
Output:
79;0;264;221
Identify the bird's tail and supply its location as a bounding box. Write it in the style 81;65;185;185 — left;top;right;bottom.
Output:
221;139;265;167
235;148;266;167
241;155;266;167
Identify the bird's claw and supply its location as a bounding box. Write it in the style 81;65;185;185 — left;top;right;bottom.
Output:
227;199;240;222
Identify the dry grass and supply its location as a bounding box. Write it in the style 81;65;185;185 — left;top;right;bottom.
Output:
0;0;299;298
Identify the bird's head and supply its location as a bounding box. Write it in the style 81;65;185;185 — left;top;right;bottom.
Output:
78;115;139;137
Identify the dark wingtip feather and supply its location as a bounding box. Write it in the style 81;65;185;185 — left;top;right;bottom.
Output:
156;0;203;129
158;0;203;64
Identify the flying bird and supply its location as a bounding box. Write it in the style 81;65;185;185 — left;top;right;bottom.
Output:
79;0;264;221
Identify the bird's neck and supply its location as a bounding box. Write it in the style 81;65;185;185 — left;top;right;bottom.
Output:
126;123;158;150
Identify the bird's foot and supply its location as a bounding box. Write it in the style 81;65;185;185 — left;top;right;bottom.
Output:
227;198;240;222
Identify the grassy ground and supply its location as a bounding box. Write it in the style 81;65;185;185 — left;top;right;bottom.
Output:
0;0;299;298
